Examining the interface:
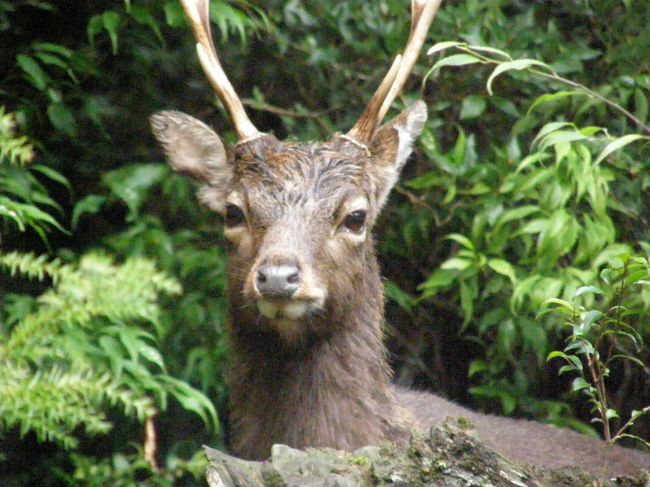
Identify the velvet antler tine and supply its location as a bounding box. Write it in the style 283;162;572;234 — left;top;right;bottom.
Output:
345;55;402;142
377;0;442;124
179;0;260;141
347;0;442;143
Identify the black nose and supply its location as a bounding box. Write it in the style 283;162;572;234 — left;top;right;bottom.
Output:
256;264;300;299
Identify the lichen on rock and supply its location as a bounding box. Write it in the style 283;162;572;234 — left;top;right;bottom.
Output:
205;423;650;487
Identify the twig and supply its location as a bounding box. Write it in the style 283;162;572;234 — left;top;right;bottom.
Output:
587;354;612;443
613;405;650;441
395;186;436;213
144;415;159;471
242;99;342;119
530;69;650;136
455;46;650;136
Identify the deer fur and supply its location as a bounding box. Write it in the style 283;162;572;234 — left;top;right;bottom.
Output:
151;102;649;478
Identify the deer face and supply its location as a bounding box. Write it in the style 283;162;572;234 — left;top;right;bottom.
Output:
151;102;426;342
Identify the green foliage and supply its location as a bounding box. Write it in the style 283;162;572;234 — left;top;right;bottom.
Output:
0;107;34;166
2;0;650;483
59;449;207;487
0;107;68;239
0;251;217;450
404;21;650;427
542;254;650;448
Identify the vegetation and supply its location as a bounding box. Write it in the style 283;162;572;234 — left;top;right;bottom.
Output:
1;0;648;485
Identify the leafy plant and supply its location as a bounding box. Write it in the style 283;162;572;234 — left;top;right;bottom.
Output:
0;251;218;450
2;0;650;483
542;254;650;448
57;449;207;487
0;107;68;240
409;34;650;430
426;41;650;135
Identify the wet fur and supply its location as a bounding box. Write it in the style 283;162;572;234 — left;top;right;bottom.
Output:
151;104;649;477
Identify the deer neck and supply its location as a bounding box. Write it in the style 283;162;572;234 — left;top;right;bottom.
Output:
226;250;410;460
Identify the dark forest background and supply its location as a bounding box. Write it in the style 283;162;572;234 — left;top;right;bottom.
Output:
1;0;649;485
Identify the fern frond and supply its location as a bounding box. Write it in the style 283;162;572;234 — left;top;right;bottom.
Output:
0;251;68;283
0;365;156;449
0;250;188;450
0;107;35;166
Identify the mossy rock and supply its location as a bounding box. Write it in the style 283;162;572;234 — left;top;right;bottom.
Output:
205;424;650;487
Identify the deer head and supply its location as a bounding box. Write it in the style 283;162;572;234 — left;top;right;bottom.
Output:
151;0;440;344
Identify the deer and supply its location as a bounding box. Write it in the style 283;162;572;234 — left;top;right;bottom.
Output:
150;0;650;478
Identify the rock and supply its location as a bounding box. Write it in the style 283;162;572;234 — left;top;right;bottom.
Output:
204;424;650;487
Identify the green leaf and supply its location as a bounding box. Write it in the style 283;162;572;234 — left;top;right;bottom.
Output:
431;54;482;72
384;281;416;315
88;11;121;54
161;376;219;431
441;257;473;271
573;285;603;299
459;95;487;120
571;377;591;392
464;45;512;60
163;1;185;27
445;233;475;251
615;433;650;450
609;354;645;368
47;102;78;136
102;11;121;54
634;88;648;125
130;6;163;42
580;310;603;332
538;130;588;151
527;91;585;114
139;344;166;371
419;269;456;295
467;360;487;378
426;41;466;56
102;164;168;221
22;202;68;234
32;42;73;58
547;350;569;362
16;54;49;91
532;122;575;148
487;259;516;283
542;298;575;313
31;164;71;190
487;59;555;95
459;279;476;327
72;195;106;229
405;172;439;189
594;134;648;165
494;205;540;230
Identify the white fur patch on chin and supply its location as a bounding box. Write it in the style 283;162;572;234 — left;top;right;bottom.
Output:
257;300;311;343
257;300;278;319
257;300;308;320
283;301;307;320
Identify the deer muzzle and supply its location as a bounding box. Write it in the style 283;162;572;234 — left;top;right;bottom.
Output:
255;263;301;299
247;253;326;322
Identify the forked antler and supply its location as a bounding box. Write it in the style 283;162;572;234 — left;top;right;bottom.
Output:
347;0;443;143
179;0;260;141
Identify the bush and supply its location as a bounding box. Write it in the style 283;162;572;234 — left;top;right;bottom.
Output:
1;0;649;485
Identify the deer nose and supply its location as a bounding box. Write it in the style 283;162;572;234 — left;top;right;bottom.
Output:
256;264;301;299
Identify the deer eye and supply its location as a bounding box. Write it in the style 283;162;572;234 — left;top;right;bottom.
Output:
342;210;366;233
225;204;246;227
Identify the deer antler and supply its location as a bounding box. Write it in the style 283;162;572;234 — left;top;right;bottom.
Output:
347;0;443;143
180;0;260;142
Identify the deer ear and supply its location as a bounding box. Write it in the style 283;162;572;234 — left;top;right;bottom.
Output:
150;110;232;213
368;101;427;209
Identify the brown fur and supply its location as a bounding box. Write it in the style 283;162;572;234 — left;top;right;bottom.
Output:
151;103;649;477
